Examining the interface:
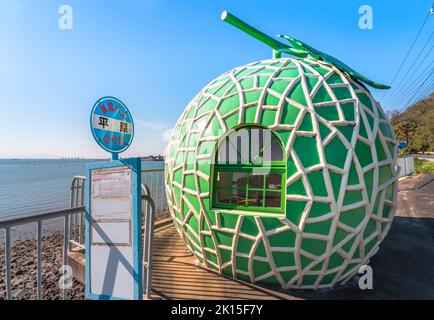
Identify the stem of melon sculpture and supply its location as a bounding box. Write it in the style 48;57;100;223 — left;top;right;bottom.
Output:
221;10;305;59
272;49;281;59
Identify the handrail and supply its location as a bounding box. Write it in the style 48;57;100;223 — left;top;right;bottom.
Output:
0;206;84;227
71;175;86;181
141;191;156;300
0;206;84;300
140;168;164;173
69;176;86;248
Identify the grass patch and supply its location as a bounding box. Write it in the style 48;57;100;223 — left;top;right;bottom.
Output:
415;158;434;174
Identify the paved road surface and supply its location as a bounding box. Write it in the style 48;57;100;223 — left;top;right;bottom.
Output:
410;154;434;162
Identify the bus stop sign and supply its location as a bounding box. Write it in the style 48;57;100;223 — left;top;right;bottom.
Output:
90;96;134;158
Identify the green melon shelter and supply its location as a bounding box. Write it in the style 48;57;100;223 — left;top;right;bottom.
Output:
164;12;398;289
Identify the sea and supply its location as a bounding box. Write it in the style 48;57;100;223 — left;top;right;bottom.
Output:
0;159;165;218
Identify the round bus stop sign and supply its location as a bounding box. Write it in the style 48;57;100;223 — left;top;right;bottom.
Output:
90;97;134;156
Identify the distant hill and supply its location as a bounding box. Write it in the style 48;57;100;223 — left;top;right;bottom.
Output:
390;92;434;153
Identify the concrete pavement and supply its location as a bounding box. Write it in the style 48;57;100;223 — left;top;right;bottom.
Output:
280;174;434;299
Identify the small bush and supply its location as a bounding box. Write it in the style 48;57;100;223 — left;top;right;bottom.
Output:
414;158;434;174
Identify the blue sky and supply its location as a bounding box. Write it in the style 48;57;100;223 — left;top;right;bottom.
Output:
0;0;432;158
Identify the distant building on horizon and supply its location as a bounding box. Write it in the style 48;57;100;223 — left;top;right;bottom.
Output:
141;154;164;161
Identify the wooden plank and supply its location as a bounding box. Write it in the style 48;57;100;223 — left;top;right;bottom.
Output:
151;223;299;300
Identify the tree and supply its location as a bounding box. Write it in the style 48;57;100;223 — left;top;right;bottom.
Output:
391;92;434;153
414;131;431;154
388;110;401;124
394;120;418;149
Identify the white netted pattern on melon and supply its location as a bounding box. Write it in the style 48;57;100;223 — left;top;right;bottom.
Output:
165;58;398;288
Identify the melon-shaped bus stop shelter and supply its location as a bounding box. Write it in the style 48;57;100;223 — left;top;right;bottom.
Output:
164;12;398;289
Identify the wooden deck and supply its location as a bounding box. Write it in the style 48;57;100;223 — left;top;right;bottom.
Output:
152;174;434;300
151;222;298;300
68;219;298;300
69;176;434;300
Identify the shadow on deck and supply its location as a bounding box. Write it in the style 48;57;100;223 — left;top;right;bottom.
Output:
150;213;434;300
151;223;297;300
70;202;434;299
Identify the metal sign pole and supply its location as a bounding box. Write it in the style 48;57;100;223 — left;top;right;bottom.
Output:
86;97;146;300
141;191;155;300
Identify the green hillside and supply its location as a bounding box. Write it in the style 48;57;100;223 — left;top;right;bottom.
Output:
390;92;434;153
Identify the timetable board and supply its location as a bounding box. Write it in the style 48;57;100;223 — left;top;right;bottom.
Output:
85;158;142;300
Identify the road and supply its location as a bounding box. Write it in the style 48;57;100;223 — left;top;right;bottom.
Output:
410;154;434;162
281;173;434;299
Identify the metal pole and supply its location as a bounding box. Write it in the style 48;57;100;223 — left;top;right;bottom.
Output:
70;179;75;208
63;215;70;300
79;179;85;245
156;174;161;216
74;179;80;241
36;221;42;300
161;172;165;214
141;185;150;298
150;173;154;214
75;179;79;208
70;179;76;242
5;227;11;300
144;195;155;300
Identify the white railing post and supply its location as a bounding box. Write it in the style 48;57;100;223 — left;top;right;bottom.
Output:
5;227;11;300
141;191;155;300
63;214;70;300
36;221;42;300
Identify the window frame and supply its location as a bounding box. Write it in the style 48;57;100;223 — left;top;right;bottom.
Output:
211;126;286;214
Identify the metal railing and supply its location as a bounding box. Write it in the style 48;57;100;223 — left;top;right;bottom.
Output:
141;184;155;300
67;168;166;249
69;176;86;250
141;168;168;217
0;168;165;300
397;156;415;177
0;206;84;300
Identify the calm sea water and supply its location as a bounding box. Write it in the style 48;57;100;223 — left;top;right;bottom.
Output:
0;159;164;218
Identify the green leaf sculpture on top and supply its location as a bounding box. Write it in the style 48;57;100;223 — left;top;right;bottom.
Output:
221;10;390;90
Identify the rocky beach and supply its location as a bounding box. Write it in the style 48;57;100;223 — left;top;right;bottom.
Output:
0;213;170;300
0;231;84;300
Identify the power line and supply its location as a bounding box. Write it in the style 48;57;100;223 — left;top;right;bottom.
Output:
407;84;433;108
417;83;434;101
388;47;434;108
392;64;434;108
384;32;433;105
406;82;433;109
380;4;432;102
404;68;434;107
410;77;434;104
386;61;433;109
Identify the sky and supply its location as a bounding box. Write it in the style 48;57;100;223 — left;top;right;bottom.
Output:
0;0;432;158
